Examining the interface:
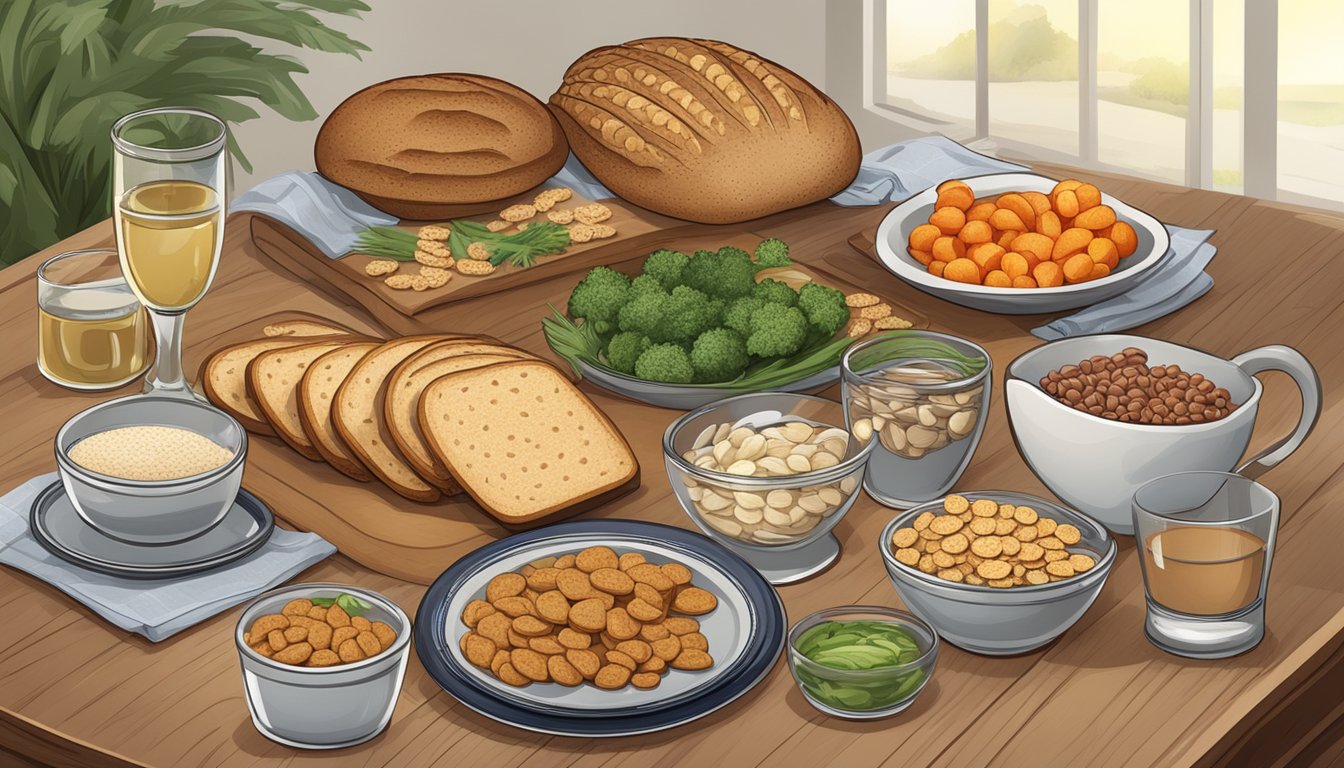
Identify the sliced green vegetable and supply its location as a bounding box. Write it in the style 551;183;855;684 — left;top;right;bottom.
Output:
794;620;928;712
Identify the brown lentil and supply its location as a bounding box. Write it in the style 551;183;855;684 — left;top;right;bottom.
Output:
1038;347;1237;425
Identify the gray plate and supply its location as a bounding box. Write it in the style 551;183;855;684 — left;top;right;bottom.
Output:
30;481;274;579
577;359;839;410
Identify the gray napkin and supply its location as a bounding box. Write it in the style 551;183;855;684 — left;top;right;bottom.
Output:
230;171;397;258
0;474;336;642
829;135;1027;206
1032;228;1217;340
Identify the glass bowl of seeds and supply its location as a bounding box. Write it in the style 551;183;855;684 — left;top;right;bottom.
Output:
663;393;876;584
841;331;991;509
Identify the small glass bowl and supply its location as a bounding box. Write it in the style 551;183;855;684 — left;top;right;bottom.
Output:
786;605;939;719
662;393;876;583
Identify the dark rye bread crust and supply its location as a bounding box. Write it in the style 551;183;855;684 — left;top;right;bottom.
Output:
549;37;861;224
316;73;569;219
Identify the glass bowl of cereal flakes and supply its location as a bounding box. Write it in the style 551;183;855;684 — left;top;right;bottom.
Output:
235;583;411;749
879;491;1116;655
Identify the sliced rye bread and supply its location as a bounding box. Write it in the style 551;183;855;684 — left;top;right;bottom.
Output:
418;360;640;526
297;341;381;482
332;336;458;502
384;340;538;491
201;318;356;435
204;338;339;435
248;338;365;462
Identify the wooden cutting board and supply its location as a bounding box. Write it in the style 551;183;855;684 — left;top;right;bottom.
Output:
190;310;648;584
245;188;700;332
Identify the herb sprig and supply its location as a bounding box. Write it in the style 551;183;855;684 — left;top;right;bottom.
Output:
309;593;375;617
353;220;571;270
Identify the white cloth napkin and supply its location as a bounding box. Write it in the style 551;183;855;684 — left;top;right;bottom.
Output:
0;474;336;642
231;171;398;258
830;135;1027;205
1032;229;1217;340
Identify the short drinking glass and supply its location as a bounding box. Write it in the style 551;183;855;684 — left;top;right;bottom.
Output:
37;249;150;390
841;331;991;508
1133;471;1279;659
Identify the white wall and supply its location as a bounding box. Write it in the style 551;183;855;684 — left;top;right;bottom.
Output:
231;0;830;190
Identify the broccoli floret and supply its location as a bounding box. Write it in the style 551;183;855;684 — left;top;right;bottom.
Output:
680;249;756;300
723;296;765;337
753;278;799;307
606;331;652;374
641;249;689;290
658;285;720;343
690;328;749;383
745;303;809;358
797;282;850;336
629;274;665;297
567;266;630;334
617;287;668;338
754;238;791;268
634;343;695;384
717;245;752;261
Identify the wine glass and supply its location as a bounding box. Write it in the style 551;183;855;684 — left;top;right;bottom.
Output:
111;107;227;399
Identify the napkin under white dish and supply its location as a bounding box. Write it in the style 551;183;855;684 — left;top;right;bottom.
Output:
0;474;335;642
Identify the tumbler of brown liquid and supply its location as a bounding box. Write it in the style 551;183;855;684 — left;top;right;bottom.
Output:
37;249;150;391
1132;472;1279;659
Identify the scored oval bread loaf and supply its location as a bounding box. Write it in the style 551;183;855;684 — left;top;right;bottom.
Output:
418;360;639;525
316;73;570;220
385;343;537;492
549;37;861;224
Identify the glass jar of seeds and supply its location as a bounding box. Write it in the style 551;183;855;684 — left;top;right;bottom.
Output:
842;331;991;508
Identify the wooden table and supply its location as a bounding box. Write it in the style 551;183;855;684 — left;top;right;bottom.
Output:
3;164;1343;768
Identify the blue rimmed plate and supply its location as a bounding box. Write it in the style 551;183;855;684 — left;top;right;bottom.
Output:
415;520;786;737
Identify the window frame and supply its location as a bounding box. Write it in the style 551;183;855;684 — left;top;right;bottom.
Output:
852;0;1338;210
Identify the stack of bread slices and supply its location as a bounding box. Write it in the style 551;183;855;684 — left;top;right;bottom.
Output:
202;319;639;526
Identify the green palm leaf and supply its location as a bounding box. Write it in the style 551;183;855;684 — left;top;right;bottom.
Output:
0;0;370;264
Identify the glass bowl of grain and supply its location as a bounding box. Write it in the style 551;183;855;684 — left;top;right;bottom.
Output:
55;393;247;544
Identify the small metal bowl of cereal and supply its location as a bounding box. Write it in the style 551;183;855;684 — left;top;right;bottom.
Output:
664;393;876;585
235;583;411;749
55;393;247;545
879;492;1116;655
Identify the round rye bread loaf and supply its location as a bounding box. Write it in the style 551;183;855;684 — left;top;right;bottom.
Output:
549;38;861;224
315;74;569;220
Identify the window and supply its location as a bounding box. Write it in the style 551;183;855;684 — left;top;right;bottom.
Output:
871;0;1344;210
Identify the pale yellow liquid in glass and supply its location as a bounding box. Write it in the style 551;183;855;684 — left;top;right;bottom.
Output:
37;285;149;387
117;180;222;310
